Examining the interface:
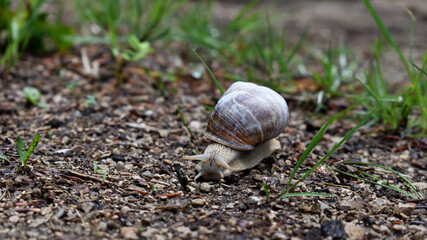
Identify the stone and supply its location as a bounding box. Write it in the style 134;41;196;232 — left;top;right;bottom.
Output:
9;215;19;224
116;161;125;171
413;182;427;190
61;136;71;145
141;171;152;178
120;226;139;239
345;222;364;240
378;225;390;234
321;220;346;239
272;232;288;239
392;224;406;232
367;198;391;214
191;198;206;206
200;182;213;193
339;196;364;210
394;203;416;216
248;196;262;205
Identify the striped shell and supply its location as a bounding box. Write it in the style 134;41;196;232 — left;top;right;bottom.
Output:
205;82;289;151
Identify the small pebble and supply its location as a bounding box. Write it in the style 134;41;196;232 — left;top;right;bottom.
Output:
141;171;152;178
392;224;406;232
248;196;261;205
200;182;213;193
61;136;71;145
9;215;19;223
345;222;364;240
394;203;416;216
120;226;138;239
191;198;206;206
273;232;288;240
379;225;390;234
121;206;130;215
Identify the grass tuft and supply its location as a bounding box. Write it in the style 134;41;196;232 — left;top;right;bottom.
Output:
16;133;40;169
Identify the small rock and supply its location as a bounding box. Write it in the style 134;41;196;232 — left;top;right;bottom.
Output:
200;182;212;193
121;206;130;215
198;226;213;234
38;146;48;154
225;203;235;209
98;222;107;231
158;129;169;138
116;161;125;171
378;225;390;234
392;224;406;232
191;198;206;206
81;202;94;213
367;198;391;214
141;171;152;178
339;196;364;210
124;164;134;171
413;182;427;190
9;215;19;223
95;126;104;134
399;151;410;160
61;136;71;145
321;220;346;239
188;121;203;132
272;232;288;239
394;203;416;216
54;208;65;219
141;218;151;225
345;222;364;240
41;207;52;215
120;226;138;239
248;196;261;205
175;226;192;237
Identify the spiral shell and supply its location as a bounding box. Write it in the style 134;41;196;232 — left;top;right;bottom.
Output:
204;82;289;151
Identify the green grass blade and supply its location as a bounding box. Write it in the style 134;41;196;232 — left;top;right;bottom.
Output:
292;108;376;189
286;107;376;193
191;48;224;95
285;102;366;192
24;133;40;164
202;105;215;111
411;61;427;76
285;118;332;192
94;161;98;173
262;181;270;200
331;166;418;199
355;170;417;196
363;0;412;79
16;136;26;164
227;0;260;33
278;192;335;198
406;9;416;71
343;161;423;198
0;154;8;160
282;26;308;70
177;106;194;140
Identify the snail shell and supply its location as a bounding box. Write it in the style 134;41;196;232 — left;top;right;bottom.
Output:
183;81;289;180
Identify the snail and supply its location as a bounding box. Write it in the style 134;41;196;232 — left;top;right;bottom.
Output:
182;81;289;180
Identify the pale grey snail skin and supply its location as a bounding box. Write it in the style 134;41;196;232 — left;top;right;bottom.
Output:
182;81;289;180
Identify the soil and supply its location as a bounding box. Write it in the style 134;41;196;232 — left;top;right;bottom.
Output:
1;0;426;239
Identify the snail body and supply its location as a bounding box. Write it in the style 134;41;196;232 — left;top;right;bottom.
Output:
183;82;289;180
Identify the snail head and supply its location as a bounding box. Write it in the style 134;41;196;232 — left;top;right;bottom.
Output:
182;154;233;180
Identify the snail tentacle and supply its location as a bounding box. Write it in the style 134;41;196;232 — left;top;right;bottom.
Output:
214;156;234;171
182;154;209;162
